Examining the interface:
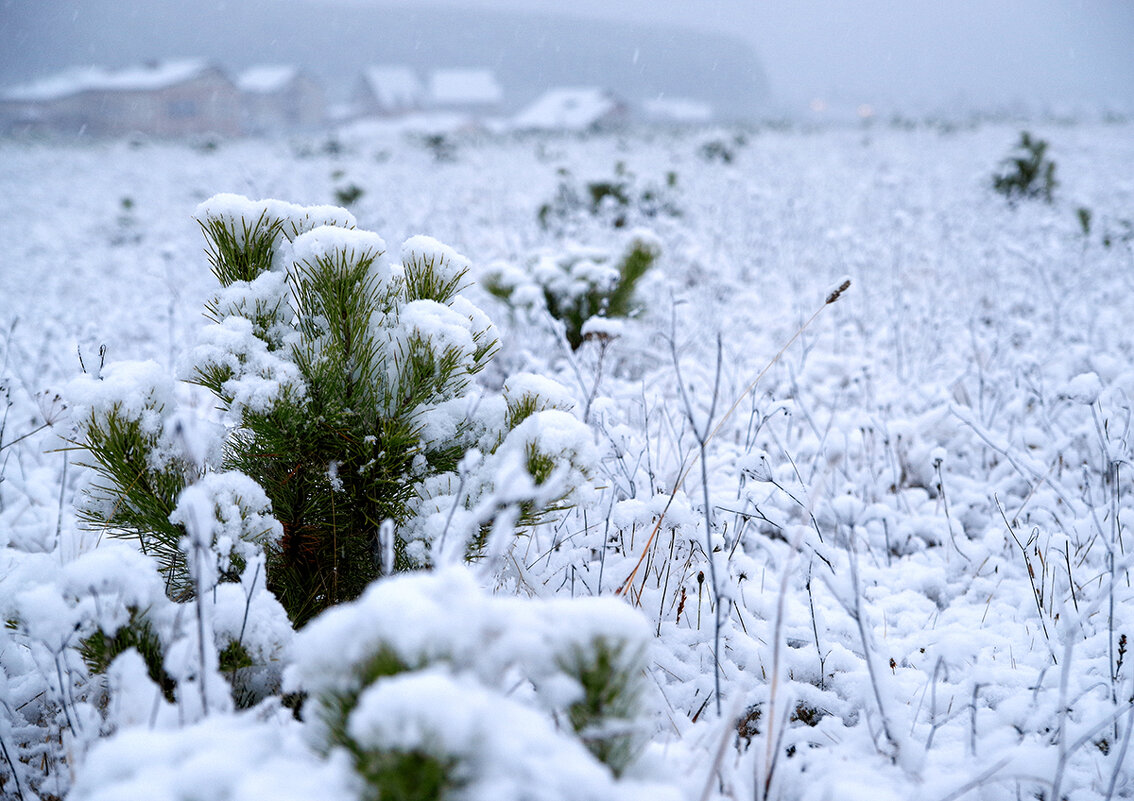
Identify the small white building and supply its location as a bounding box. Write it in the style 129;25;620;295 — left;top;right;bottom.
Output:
353;66;424;117
642;97;714;125
427;69;503;116
513;87;627;133
0;60;241;137
237;65;325;133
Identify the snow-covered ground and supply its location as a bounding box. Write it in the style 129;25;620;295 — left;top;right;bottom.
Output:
2;119;1133;800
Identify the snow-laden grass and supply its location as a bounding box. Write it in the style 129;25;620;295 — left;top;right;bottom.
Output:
1;119;1133;800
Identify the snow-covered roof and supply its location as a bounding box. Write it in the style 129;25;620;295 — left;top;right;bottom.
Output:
361;66;423;110
338;111;478;141
642;97;714;124
238;66;300;94
428;69;503;107
2;60;219;102
513;87;621;131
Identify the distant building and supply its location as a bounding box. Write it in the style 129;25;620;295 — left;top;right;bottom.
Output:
0;60;241;137
237;66;325;134
513;87;627;132
353;66;424;117
641;97;714;125
427;69;503;116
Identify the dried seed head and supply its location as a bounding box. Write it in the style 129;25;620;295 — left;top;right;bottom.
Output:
826;279;852;305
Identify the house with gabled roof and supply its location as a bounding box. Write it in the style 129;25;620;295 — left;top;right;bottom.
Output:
353;66;424;118
642;97;714;125
427;69;503;116
0;60;241;137
237;65;325;134
512;87;627;133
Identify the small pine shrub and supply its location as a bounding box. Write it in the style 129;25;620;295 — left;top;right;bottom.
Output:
557;636;647;776
68;360;210;600
1102;217;1133;249
484;233;660;350
538;163;681;232
334;182;365;206
111;196;141;245
79;608;176;703
68;194;594;626
316;646;463;801
1072;206;1134;248
992;131;1057;203
1076;206;1092;236
352;748;461;801
419;133;457;163
292;568;654;797
316;643;415;755
697;133;747;164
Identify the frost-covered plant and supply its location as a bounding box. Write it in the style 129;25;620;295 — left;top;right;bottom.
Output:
1;538;293;796
1076;205;1093;237
111;195;141;245
65;568;676;801
418;133;457;163
992;130;1057;203
333;182;365;207
538;163;681;232
1;544;170;798
66;360;228;600
79;607;175;703
697;133;747;165
1102;216;1134;249
290;567;656;796
555;634;647;776
484;233;659;350
68;194;593;626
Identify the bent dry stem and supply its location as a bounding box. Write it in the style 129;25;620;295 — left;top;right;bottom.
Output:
671;328;725;717
615;281;849;722
617;279;850;598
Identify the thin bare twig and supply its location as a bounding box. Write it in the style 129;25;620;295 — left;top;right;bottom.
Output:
671;322;726;716
618;281;850;596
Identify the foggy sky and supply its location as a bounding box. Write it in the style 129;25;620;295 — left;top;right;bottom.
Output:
370;0;1134;108
2;0;1132;115
383;0;1133;112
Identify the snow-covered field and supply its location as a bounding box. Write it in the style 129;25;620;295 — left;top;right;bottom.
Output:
2;119;1134;800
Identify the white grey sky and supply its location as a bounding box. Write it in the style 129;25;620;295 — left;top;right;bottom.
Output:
2;0;1131;114
335;0;1134;111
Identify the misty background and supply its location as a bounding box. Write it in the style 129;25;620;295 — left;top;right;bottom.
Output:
1;0;1132;119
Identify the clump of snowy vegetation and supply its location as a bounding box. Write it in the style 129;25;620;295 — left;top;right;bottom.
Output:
697;133;748;164
332;180;365;207
1;119;1134;801
67;195;595;626
992;130;1057;203
483;232;660;350
292;568;664;795
537;162;681;233
62;567;676;801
